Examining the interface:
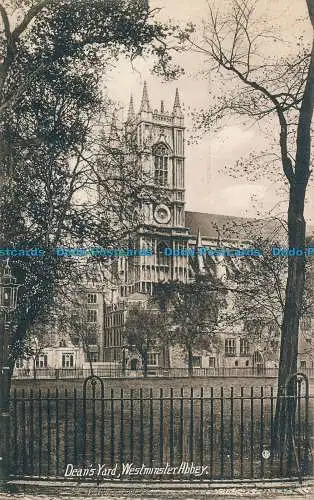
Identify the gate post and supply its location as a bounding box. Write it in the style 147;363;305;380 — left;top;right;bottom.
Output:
0;319;10;491
285;372;310;482
82;375;104;473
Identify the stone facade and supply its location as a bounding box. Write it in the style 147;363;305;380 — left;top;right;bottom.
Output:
13;85;314;376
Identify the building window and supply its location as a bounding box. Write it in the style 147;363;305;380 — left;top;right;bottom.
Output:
252;351;264;374
62;353;74;368
15;358;24;369
88;353;99;363
153;144;169;186
87;309;97;323
130;358;138;370
176;206;183;226
104;349;112;362
225;339;236;356
240;338;249;356
176;130;183;155
104;347;121;362
87;293;97;304
208;357;215;368
176;159;184;188
252;351;263;366
35;355;48;368
147;352;159;366
144;123;150;139
87;332;98;345
157;241;170;266
192;356;201;368
300;360;307;369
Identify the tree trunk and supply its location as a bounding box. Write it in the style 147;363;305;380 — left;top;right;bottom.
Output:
274;199;305;450
274;26;314;453
188;345;193;377
88;351;94;377
163;341;171;368
142;350;148;378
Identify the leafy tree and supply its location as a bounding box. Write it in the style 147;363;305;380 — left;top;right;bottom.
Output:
183;0;314;447
154;278;225;376
67;308;99;377
0;0;174;114
124;305;169;377
0;0;176;368
21;333;50;380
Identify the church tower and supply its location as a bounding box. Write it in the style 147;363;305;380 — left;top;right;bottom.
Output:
121;83;190;296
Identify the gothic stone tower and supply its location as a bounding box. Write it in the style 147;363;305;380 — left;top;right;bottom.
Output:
120;83;190;296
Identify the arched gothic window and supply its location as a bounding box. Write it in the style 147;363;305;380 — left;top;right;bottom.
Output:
153;143;169;186
157;241;170;266
252;351;265;375
252;351;263;365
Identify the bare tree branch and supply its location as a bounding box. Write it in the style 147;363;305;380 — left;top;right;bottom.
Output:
11;0;55;41
0;3;11;43
306;0;314;28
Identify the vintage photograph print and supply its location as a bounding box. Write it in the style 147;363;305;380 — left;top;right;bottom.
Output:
0;0;313;498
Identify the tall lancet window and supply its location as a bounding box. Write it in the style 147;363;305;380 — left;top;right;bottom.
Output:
153;143;169;186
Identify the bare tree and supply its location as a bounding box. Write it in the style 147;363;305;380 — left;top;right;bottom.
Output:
184;0;314;448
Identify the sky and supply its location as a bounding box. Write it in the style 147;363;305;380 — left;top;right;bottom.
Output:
105;0;313;225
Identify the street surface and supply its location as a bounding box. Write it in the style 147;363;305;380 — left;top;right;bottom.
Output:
0;484;313;499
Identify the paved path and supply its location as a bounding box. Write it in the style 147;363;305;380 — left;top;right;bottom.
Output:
0;483;313;499
0;493;312;499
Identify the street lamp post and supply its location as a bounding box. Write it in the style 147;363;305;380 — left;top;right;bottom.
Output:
0;261;20;488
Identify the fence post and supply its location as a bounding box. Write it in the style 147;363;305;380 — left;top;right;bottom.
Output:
0;319;10;490
82;375;104;469
285;372;310;482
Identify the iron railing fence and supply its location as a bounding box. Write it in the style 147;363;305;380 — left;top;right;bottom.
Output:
12;366;314;380
9;384;312;481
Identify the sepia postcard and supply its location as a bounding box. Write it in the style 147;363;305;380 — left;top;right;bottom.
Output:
0;0;313;498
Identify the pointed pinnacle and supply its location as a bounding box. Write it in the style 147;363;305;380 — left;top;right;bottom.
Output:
174;88;180;108
173;88;183;117
196;227;202;247
127;95;135;121
140;81;151;112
